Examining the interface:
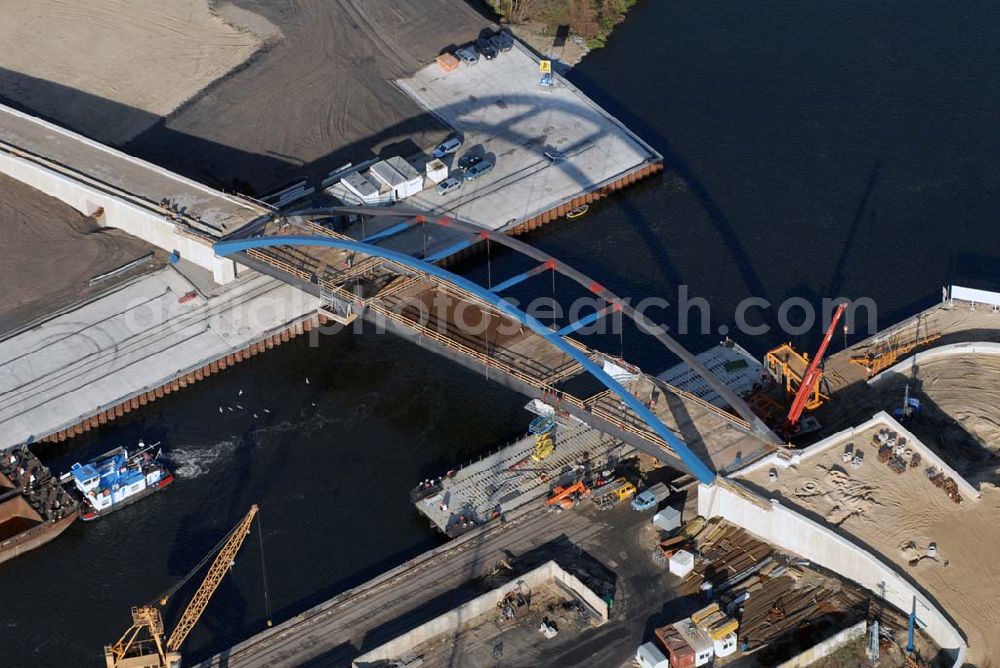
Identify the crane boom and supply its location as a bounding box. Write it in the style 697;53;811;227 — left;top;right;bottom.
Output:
785;303;846;428
105;505;262;668
166;504;259;651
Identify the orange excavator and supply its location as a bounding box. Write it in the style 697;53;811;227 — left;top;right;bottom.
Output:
546;481;590;510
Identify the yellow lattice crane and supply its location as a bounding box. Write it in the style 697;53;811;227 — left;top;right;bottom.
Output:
104;505;265;668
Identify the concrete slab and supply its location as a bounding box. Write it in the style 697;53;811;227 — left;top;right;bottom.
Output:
0;267;319;448
396;41;661;232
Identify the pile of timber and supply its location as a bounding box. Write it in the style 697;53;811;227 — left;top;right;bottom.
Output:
728;567;869;650
691;602;739;641
683;519;773;588
671;518;924;655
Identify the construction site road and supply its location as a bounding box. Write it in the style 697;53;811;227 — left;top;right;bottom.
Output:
201;501;692;668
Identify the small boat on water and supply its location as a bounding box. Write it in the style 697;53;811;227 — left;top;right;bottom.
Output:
566;204;590;219
61;442;174;521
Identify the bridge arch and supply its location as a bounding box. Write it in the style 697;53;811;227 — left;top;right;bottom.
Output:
215;233;720;484
277;206;778;445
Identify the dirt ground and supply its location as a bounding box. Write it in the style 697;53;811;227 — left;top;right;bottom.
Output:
821;353;1000;486
125;0;489;193
742;424;1000;665
0;174;159;336
0;0;261;144
506;21;589;66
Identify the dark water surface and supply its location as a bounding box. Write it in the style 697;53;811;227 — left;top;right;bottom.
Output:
3;1;999;665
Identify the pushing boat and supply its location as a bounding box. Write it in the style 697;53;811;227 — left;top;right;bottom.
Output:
62;442;174;521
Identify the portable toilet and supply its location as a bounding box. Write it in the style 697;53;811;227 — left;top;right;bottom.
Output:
713;632;737;658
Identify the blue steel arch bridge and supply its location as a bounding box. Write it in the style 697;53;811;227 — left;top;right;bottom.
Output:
215;207;781;484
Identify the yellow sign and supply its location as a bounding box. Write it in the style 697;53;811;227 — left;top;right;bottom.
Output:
539;60;551;74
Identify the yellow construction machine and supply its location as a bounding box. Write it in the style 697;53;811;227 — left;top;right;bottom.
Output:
104;505;266;668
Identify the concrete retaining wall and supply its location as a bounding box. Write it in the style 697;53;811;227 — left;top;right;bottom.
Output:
870;341;1000;386
775;619;866;668
507;162;663;236
352;560;608;666
0;148;238;283
698;481;967;666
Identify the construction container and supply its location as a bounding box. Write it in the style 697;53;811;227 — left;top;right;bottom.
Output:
338;171;390;205
425;159;448;184
369;159;423;201
652;506;681;533
635;641;669;668
669;549;694;577
385;157;424;197
436;52;460;72
673;620;714;667
655;625;696;668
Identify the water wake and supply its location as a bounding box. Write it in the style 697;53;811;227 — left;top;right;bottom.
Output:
167;440;237;479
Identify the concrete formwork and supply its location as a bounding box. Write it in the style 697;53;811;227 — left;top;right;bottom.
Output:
351;559;608;666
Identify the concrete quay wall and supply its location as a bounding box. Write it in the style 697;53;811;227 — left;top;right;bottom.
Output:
39;312;327;445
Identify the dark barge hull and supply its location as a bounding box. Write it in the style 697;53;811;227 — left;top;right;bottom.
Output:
0;512;78;565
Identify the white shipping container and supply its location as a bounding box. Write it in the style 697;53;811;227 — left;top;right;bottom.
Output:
669;549;694;577
635;642;669;668
425;158;448;184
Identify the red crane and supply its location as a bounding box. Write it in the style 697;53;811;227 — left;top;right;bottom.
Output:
779;303;847;437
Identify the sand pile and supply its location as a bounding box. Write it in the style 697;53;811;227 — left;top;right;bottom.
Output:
0;0;262;144
0;174;158;336
792;464;880;526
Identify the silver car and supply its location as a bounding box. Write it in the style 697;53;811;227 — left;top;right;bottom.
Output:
432;136;463;158
436;176;463;196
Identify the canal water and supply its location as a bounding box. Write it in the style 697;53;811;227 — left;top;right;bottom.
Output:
4;1;999;665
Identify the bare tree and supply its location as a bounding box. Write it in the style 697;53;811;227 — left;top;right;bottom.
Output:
567;0;599;39
498;0;535;24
